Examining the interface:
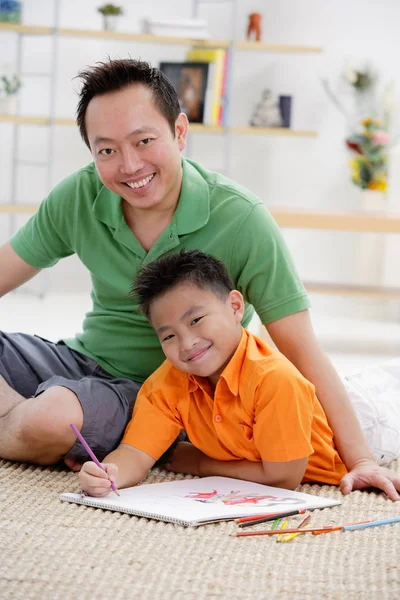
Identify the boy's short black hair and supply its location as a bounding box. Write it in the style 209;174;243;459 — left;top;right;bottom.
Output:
133;250;235;319
76;58;181;148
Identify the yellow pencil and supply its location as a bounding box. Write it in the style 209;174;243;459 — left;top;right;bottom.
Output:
278;514;311;543
277;520;289;541
278;524;312;543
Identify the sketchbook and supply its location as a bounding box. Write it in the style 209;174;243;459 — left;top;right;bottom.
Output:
60;476;341;527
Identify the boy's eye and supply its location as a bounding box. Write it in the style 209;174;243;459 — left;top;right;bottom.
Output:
191;316;203;326
162;334;175;342
99;148;115;156
139;138;152;146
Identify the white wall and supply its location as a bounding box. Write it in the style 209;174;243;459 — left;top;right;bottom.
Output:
1;0;399;318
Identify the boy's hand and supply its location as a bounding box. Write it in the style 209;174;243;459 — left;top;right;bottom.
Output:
340;459;400;501
78;461;119;497
165;441;206;477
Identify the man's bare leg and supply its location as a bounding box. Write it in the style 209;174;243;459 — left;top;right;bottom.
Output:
0;375;26;418
0;383;83;466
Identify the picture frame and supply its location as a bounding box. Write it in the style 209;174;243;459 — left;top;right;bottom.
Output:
159;61;209;123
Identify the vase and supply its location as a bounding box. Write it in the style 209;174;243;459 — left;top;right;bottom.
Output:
355;188;386;291
0;95;18;115
361;188;386;211
103;15;119;31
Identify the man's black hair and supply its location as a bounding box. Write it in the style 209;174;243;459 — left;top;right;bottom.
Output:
133;249;235;319
76;58;181;148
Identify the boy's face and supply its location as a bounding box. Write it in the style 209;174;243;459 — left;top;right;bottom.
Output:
85;84;188;214
149;282;244;386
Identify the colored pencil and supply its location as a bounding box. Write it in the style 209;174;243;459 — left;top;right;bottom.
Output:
312;520;371;535
343;517;400;531
271;518;281;530
238;509;306;528
235;512;284;524
234;520;373;537
234;526;340;537
277;520;289;541
278;524;312;543
278;514;312;543
70;423;120;496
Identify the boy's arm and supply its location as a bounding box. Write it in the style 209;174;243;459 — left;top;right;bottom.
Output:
266;310;400;500
79;444;155;496
165;442;308;490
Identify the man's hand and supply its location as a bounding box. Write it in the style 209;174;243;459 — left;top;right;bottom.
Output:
78;460;119;497
340;459;400;501
165;441;206;477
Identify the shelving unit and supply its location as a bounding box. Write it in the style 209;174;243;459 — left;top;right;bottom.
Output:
234;40;323;53
269;208;400;233
0;1;324;297
0;20;321;136
2;200;399;299
0;115;318;137
0;24;322;52
272;208;400;299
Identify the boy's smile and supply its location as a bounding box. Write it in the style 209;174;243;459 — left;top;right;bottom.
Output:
149;282;244;387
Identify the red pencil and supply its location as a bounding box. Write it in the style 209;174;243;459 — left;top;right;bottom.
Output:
236;508;306;526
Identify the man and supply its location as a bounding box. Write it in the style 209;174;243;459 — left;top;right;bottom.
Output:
0;59;398;500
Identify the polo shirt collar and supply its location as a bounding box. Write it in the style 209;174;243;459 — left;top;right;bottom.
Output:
172;158;210;235
219;328;248;396
92;180;123;229
91;158;210;234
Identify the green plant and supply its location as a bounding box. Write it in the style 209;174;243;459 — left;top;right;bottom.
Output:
347;118;390;191
0;74;21;95
343;65;376;91
97;4;123;16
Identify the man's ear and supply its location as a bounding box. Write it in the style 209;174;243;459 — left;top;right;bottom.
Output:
175;112;189;151
228;290;245;323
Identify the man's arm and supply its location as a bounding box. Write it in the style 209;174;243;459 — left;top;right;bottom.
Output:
165;442;308;490
78;444;156;496
0;242;41;297
266;309;400;500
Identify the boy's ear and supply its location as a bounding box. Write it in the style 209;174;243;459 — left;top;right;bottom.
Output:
228;290;245;323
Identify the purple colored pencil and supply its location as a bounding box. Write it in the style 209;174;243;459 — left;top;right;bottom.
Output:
70;423;120;496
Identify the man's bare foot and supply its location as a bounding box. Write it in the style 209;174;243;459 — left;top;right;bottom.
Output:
64;457;83;472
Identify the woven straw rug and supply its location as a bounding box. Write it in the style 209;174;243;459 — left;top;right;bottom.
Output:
1;459;399;600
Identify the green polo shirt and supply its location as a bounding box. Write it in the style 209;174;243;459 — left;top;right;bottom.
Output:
10;158;309;382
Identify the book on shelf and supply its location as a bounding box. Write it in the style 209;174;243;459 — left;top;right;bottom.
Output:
143;18;210;39
60;476;341;527
159;61;209;124
186;48;227;126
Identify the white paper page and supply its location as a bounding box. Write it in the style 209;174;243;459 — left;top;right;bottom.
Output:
61;476;340;524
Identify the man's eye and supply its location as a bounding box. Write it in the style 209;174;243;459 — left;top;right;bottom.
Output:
139;138;152;146
99;148;114;155
191;317;203;326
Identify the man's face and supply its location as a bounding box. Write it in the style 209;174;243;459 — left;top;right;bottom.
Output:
85;84;187;212
149;282;244;387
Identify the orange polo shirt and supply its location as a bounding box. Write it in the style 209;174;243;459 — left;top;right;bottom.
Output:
122;329;347;485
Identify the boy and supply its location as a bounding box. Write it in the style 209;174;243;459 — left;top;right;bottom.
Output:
78;250;400;496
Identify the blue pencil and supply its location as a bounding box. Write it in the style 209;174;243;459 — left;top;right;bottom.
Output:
343;517;400;531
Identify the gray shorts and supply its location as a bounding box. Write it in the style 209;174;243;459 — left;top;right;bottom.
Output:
0;331;141;462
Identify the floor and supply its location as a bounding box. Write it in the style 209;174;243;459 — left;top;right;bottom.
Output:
1;292;399;376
